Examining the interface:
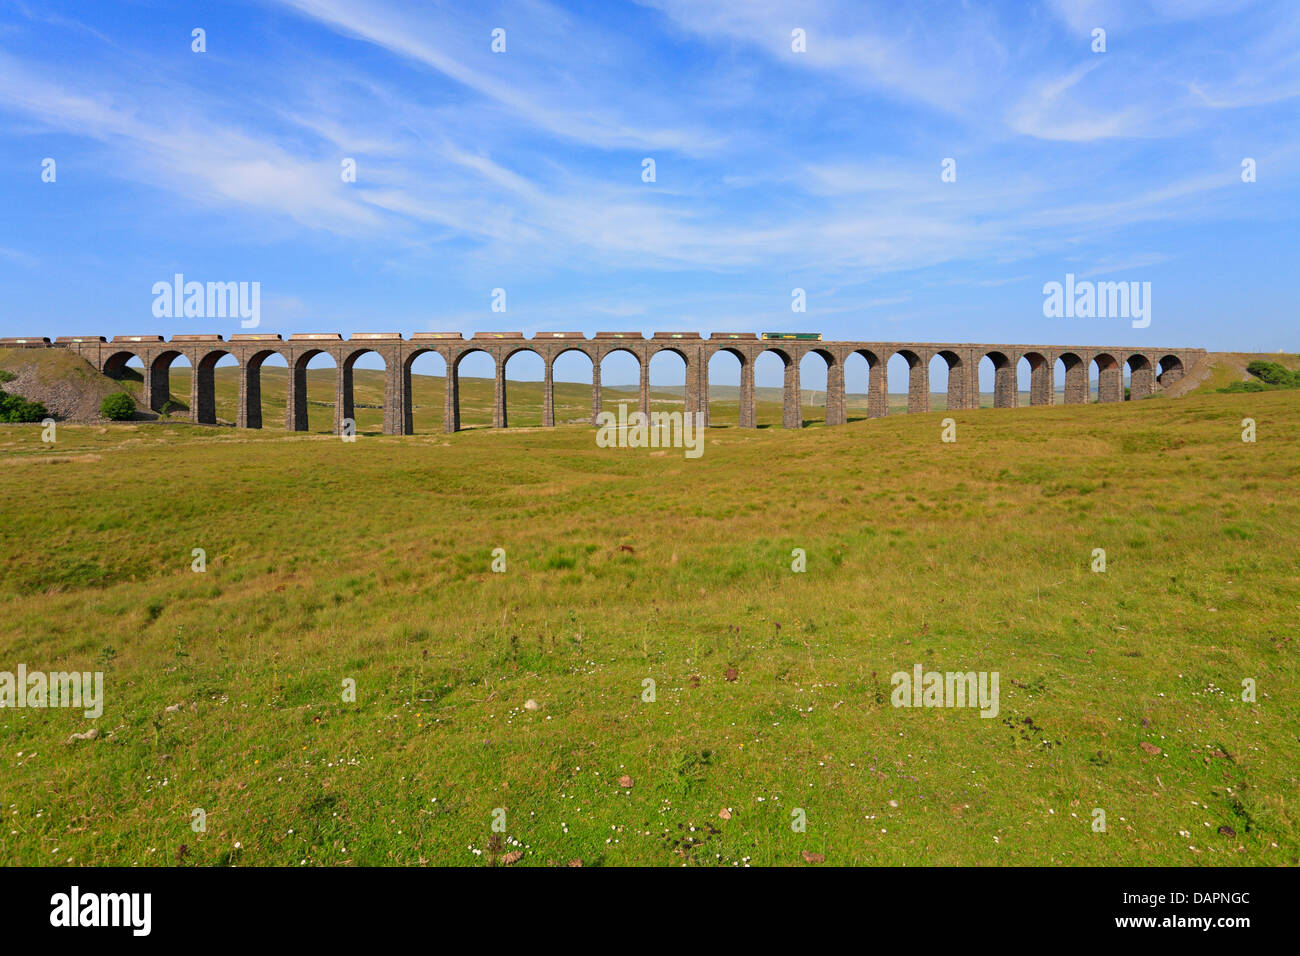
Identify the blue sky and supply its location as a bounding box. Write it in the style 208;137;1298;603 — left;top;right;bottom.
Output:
1;0;1297;388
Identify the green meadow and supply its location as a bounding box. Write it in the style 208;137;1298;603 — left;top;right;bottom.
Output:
1;387;1297;866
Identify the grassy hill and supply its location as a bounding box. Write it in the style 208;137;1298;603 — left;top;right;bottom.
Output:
1;387;1296;866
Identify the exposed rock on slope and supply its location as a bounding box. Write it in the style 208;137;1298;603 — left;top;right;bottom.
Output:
1162;351;1300;398
0;347;134;422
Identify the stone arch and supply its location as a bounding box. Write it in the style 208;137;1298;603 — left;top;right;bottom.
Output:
502;345;545;366
981;350;1015;408
597;346;644;419
448;347;498;430
706;346;748;427
846;348;886;420
648;346;689;423
147;350;186;414
799;347;836;426
1018;351;1051;406
238;348;285;430
754;346;797;428
1057;351;1087;404
758;345;793;366
453;346;496;376
102;351;148;416
286;348;345;433
1093;352;1122;403
1126;354;1154;400
1157;354;1184;386
194;348;235;424
404;347;449;434
891;349;926;413
501;346;545;428
403;346;446;375
932;349;966;412
553;345;596;363
549;346;596;427
647;344;691;365
102;350;143;381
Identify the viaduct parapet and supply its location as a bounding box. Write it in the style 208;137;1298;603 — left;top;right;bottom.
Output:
0;333;1205;435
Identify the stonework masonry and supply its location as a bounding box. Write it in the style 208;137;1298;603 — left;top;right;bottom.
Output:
0;333;1205;435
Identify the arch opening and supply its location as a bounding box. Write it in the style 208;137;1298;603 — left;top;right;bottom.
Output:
706;348;745;426
406;349;448;434
845;349;885;422
500;348;544;428
449;348;497;430
549;347;595;427
1126;354;1154;401
287;349;346;434
754;348;792;428
145;350;191;416
1017;352;1051;407
890;350;924;414
648;348;689;426
102;351;143;381
981;351;1014;409
1056;352;1087;404
598;347;642;419
929;350;965;412
193;349;237;424
241;350;287;429
1093;353;1122;404
799;349;834;426
1157;354;1185;387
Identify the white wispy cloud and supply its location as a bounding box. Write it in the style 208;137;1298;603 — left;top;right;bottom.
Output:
271;0;728;154
0;0;1295;339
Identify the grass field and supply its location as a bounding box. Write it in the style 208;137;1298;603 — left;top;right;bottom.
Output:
1;389;1297;866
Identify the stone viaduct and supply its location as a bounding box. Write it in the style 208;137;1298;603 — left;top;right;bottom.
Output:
1;333;1205;435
